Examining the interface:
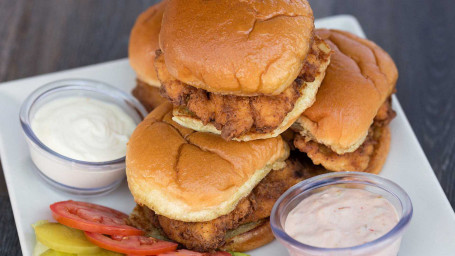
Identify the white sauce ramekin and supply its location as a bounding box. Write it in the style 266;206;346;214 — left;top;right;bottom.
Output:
20;79;147;196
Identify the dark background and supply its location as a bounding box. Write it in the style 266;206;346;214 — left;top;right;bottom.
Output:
1;0;454;255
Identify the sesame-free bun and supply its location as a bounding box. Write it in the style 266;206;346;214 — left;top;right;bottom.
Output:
129;1;166;87
159;0;315;96
366;125;391;174
221;219;275;252
293;29;398;154
171;39;331;141
126;103;290;222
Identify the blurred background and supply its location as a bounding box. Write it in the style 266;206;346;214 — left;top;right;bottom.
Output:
1;0;454;255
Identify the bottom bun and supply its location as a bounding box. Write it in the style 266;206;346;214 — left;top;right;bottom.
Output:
365;125;391;174
221;219;275;252
132;79;167;112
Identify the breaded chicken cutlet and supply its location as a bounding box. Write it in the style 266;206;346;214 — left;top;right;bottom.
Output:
157;37;331;140
294;98;396;173
129;158;329;252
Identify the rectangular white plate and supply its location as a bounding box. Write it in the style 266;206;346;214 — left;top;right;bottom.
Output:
1;15;454;256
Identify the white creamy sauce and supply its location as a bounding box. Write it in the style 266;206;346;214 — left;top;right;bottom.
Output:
31;97;136;162
285;187;399;249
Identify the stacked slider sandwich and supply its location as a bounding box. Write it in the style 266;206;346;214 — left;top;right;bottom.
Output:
291;29;398;174
129;0;168;111
127;103;328;252
126;0;398;253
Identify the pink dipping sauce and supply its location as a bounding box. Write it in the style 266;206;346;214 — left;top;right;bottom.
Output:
285;187;399;253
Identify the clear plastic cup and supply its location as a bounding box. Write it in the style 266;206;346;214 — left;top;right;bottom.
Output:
271;172;413;256
20;79;147;196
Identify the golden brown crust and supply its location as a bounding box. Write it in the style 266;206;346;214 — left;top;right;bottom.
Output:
129;158;326;251
132;79;168;112
157;198;254;251
294;99;394;173
126;102;289;222
128;1;166;86
294;29;398;154
158;39;331;140
159;0;315;95
365;125;391;174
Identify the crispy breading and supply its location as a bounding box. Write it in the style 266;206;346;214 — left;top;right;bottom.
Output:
129;158;327;251
156;37;329;140
294;99;396;172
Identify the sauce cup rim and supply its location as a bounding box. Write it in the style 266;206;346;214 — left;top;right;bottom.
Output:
270;171;413;253
19;78;148;168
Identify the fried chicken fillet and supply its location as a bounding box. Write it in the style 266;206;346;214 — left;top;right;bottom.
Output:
155;0;331;141
292;29;399;174
156;38;331;140
129;158;329;252
126;102;295;252
294;99;395;173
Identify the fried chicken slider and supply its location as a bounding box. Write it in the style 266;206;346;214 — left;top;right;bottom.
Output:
126;102;324;252
129;1;168;111
156;0;332;141
292;29;398;174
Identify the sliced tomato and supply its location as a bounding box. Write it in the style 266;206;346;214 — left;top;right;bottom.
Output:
50;200;143;236
85;232;178;255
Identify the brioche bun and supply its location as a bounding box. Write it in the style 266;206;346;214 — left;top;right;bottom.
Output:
293;29;398;154
129;1;166;87
221;219;275;252
365;125;391;174
172;39;331;141
126;103;289;222
159;0;315;96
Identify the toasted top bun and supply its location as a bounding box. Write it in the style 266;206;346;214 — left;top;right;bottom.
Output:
294;29;398;154
159;0;314;96
128;1;166;87
172;39;331;141
126;103;289;222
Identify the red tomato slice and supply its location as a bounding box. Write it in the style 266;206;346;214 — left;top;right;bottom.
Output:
85;232;178;255
50;200;143;236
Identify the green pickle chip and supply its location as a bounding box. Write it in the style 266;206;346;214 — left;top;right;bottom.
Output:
229;252;250;256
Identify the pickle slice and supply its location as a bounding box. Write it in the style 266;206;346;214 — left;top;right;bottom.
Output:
78;249;124;256
33;221;101;254
33;241;51;256
41;250;76;256
39;248;122;256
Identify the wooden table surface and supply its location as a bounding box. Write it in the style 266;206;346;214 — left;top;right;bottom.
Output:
1;0;454;255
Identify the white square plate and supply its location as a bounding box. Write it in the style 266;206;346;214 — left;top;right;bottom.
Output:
1;15;454;256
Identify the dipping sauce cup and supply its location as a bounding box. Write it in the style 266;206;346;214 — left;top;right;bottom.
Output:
20;79;147;196
271;172;413;256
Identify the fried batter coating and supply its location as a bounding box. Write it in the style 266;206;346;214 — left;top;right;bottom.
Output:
129;158;327;251
294;99;396;173
156;37;329;140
